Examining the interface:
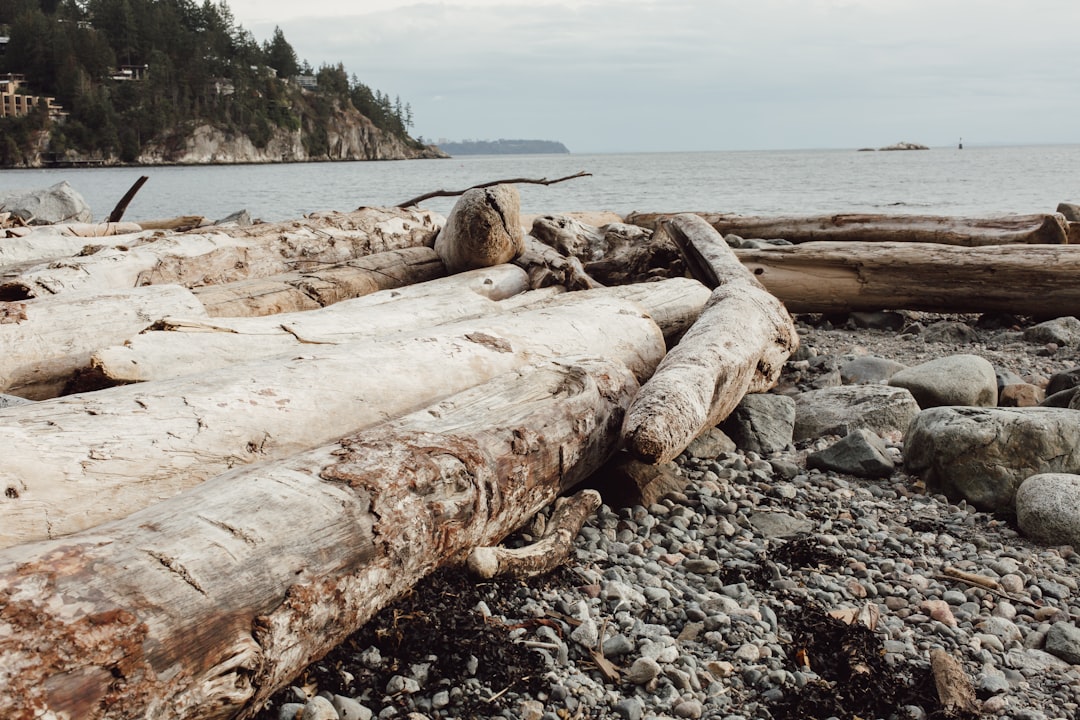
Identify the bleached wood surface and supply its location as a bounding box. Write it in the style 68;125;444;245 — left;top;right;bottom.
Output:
0;295;665;548
0;357;641;720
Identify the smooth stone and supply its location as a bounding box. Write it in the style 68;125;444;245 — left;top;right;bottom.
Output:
279;704;305;720
685;426;737;459
888;354;997;408
301;696;339;720
839;355;908;385
1045;622;1080;664
1024;317;1080;347
999;383;1045;407
806;428;894;478
626;656;662;685
904;406;1080;511
1046;365;1080;396
720;393;796;454
749;510;814;538
793;385;920;441
333;695;373;720
1017;474;1080;547
922;320;978;344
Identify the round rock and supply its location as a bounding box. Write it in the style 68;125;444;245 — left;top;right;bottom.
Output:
1016;473;1080;547
888;354;997;408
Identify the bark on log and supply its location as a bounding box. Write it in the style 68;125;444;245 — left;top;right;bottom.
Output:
0;286;207;400
89;265;536;384
625;211;1070;246
623;213;799;464
0;357;640;720
189;245;446;317
0;296;666;548
88;276;704;386
733;241;1080;315
434;185;525;273
0;207;441;300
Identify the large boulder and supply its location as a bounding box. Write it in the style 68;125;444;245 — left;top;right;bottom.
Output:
434;184;524;273
888;354;997;409
1016;474;1080;547
793;385;920;441
1024;317;1080;347
0;181;92;225
904;407;1080;511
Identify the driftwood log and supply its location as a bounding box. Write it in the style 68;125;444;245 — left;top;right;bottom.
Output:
0;357;641;720
434;184;525;273
625;211;1071;246
0;286;207;400
733;241;1080;316
0;226;152;269
0;294;666;548
189;245;446;317
0;207;441;300
88;276;707;386
622;213;799;464
88;265;539;385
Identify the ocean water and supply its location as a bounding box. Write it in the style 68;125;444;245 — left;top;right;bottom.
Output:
0;144;1077;223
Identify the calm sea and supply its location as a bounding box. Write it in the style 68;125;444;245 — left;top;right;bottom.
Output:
0;145;1077;224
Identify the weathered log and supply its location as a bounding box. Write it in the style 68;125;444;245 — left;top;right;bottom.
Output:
0;286;207;400
733;241;1080;315
0;206;441;300
0;356;640;720
530;215;685;285
467;488;602;579
434;184;525;273
0;225;153;269
0;295;665;548
189;245;446;317
623;213;799;464
625;211;1070;246
88;276;705;386
89;265;537;384
515;234;602;290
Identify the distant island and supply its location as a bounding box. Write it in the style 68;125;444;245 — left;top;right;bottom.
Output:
437;139;570;156
858;141;930;152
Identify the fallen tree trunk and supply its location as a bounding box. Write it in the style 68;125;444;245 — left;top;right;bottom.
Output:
0;286;207;400
623;213;799;464
625;211;1071;246
0;207;441;300
88;276;704;385
733;241;1080;315
0;295;665;548
0;356;640;720
88;264;538;384
189;245;446;317
0;225;154;269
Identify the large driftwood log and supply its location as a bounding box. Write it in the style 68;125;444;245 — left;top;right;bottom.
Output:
434;185;525;273
0;295;665;548
189;245;446;317
625;211;1070;246
0;225;152;269
0;286;207;400
89;265;538;384
0;207;441;300
88;276;706;385
0;357;640;720
733;241;1080;315
623;213;799;464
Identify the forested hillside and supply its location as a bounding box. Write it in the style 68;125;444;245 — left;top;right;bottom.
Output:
0;0;429;165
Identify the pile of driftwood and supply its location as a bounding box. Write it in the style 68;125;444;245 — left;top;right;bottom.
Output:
0;183;1076;720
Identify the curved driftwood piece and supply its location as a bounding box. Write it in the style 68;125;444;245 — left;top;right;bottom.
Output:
467;488;603;579
0;295;665;548
625;211;1070;246
434;185;525;273
0;207;441;300
734;241;1080;315
90;265;536;384
0;357;639;720
623;213;799;464
190;245;445;317
0;286;207;400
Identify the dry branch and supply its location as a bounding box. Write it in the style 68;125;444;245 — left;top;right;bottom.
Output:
0;357;640;720
108;175;149;223
622;214;798;464
397;171;591;208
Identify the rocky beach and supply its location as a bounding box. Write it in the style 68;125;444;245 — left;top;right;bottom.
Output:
253;307;1080;720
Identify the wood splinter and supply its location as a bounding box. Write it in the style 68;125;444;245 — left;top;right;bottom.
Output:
467;488;602;579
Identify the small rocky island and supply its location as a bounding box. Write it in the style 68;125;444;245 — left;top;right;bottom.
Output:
859;141;931;152
436;139;570;155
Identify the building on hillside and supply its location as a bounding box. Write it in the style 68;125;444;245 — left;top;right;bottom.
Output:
0;74;66;120
295;75;318;91
109;64;149;82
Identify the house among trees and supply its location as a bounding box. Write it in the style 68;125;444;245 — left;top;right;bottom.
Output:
0;74;65;119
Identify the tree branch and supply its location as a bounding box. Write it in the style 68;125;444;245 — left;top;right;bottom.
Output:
395;171;592;208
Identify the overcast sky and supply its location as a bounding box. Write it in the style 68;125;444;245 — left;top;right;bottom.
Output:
224;0;1080;154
